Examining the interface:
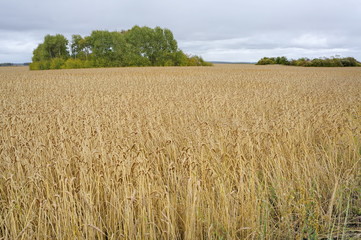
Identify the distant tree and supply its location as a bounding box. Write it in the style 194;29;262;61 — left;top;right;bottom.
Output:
30;26;212;70
340;57;359;67
123;26;155;65
123;26;180;66
0;63;14;67
150;27;178;65
275;56;290;65
88;31;115;61
256;57;276;65
43;34;69;59
32;34;69;62
32;43;49;62
71;35;92;60
257;56;360;67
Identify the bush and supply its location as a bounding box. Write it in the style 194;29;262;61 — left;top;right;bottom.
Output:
63;59;85;69
256;57;276;65
185;55;213;66
257;56;361;67
29;62;41;70
275;56;290;65
50;58;66;69
340;57;359;67
30;61;51;70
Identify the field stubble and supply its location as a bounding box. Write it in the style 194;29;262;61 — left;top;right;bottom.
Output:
0;65;360;239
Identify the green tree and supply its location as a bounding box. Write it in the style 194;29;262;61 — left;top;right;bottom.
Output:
256;56;360;67
340;57;359;66
32;43;49;62
32;34;69;63
123;26;179;66
30;26;212;70
71;34;89;59
89;30;114;61
173;50;189;66
124;26;154;65
275;56;290;65
256;57;276;65
150;27;178;65
43;34;69;59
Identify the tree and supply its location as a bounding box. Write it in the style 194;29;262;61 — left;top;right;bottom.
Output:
275;56;289;65
32;43;49;62
32;34;69;62
89;31;115;60
340;57;359;67
30;26;212;70
172;50;189;66
123;26;180;66
150;27;178;65
71;35;83;59
256;57;276;65
43;34;69;59
71;35;91;60
124;26;154;64
256;56;360;67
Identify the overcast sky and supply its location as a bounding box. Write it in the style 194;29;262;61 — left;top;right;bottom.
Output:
1;0;360;63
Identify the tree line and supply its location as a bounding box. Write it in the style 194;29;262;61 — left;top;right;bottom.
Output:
256;56;361;67
0;63;30;67
30;26;212;70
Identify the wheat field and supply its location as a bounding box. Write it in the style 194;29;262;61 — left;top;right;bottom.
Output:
0;65;360;239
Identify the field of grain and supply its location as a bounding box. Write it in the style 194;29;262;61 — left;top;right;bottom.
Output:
0;65;360;239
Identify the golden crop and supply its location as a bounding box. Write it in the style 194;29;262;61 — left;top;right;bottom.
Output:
1;65;360;239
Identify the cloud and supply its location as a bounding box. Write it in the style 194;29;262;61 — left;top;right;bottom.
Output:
0;31;40;62
196;47;352;62
179;31;359;62
0;0;361;62
292;34;329;48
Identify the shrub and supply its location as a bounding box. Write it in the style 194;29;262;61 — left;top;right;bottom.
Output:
63;59;85;69
257;56;361;67
256;57;276;65
50;58;66;69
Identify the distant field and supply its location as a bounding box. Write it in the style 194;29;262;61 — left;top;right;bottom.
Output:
1;65;360;239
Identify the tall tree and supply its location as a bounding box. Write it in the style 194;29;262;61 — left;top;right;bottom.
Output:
89;31;114;58
43;34;69;59
124;26;179;66
30;26;212;70
71;34;83;59
71;35;91;60
32;43;49;62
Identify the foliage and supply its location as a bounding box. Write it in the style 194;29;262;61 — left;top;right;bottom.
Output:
62;58;93;69
256;57;276;65
186;55;213;66
257;56;361;67
50;58;66;69
32;34;69;63
30;26;212;70
256;56;290;65
29;60;50;70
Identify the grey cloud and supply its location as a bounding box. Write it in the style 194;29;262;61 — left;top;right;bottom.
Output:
197;48;353;63
0;0;360;62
